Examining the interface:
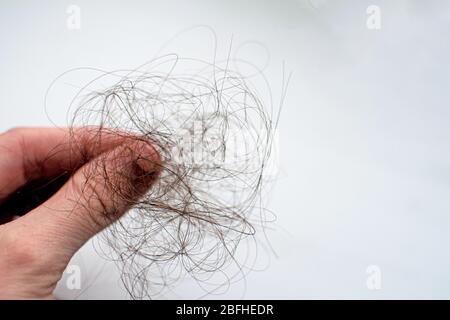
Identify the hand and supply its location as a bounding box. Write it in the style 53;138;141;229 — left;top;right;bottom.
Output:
0;127;160;299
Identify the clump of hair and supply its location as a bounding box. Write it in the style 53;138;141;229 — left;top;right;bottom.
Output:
54;53;287;299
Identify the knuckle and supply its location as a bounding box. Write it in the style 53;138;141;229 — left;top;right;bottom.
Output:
0;228;46;269
1;127;27;140
0;226;66;296
0;128;28;153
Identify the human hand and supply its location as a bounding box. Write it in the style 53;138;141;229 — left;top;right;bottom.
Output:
0;127;160;299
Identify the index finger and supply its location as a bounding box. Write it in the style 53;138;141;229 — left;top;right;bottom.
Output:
0;127;133;202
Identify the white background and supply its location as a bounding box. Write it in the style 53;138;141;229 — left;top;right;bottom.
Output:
1;0;450;299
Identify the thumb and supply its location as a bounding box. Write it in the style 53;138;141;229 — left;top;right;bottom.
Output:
0;139;161;297
31;139;160;256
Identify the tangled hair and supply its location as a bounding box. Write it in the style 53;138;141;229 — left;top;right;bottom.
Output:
48;51;288;299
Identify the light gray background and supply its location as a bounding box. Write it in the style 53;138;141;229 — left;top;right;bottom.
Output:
1;0;450;299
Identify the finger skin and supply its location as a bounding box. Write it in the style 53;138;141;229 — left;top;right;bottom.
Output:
0;127;135;202
0;128;161;299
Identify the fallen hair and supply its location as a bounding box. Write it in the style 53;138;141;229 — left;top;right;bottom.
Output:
50;53;287;299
